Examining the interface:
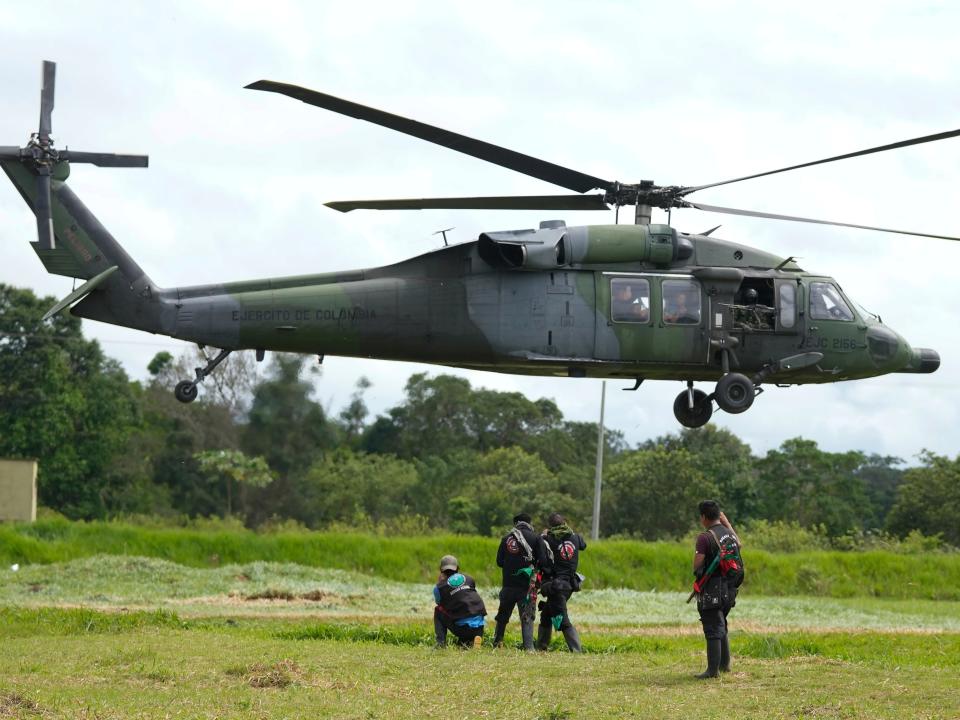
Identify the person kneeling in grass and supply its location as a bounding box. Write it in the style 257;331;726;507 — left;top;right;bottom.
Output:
433;554;488;648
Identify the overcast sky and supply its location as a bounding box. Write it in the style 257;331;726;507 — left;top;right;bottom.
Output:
2;2;959;461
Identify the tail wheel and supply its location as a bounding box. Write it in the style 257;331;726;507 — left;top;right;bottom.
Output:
174;381;198;404
673;389;713;428
715;372;755;414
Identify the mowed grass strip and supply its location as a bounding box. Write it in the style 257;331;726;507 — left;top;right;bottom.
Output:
0;614;957;719
3;519;960;599
5;555;960;631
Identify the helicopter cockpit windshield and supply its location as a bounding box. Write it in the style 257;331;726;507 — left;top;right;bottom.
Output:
809;282;855;322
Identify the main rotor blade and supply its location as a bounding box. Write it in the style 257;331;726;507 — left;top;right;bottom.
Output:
685;126;960;195
246;80;613;194
325;194;611;213
35;172;54;250
0;146;23;160
61;151;149;168
686;201;960;241
38;61;56;142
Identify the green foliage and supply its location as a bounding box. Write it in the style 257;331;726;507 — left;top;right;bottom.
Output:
195;449;274;516
641;425;756;519
0;285;139;519
740;520;831;552
297;449;419;526
242;354;338;524
0;607;181;636
3;520;958;599
604;447;718;539
886;452;960;545
146;351;173;377
754;438;870;536
446;447;576;535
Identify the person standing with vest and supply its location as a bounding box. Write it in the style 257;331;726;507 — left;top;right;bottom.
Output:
537;513;586;652
433;554;487;648
693;500;742;678
493;512;548;651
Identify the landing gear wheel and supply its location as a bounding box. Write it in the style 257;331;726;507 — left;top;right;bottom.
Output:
715;372;755;414
174;380;198;404
673;389;713;428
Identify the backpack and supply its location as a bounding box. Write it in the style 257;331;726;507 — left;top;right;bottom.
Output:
709;526;745;588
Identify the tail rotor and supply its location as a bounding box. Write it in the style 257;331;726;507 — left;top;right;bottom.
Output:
0;60;149;250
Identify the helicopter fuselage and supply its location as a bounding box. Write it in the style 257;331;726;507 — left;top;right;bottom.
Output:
144;222;929;386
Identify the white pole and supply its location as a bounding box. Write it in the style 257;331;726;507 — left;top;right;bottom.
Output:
591;381;606;541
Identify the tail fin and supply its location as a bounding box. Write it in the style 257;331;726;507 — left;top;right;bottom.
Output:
2;159;166;333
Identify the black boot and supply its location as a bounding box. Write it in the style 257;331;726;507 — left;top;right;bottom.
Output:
520;617;535;651
492;620;507;648
695;638;722;678
719;635;731;672
562;626;582;653
536;623;552;651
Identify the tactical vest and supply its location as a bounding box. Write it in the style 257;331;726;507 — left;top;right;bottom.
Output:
436;573;487;619
499;525;542;587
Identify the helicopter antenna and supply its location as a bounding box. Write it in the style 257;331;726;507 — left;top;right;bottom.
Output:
432;227;454;246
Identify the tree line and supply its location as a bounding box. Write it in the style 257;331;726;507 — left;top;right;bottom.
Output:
1;284;957;545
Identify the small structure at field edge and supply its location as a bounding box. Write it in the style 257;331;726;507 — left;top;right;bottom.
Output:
0;459;37;522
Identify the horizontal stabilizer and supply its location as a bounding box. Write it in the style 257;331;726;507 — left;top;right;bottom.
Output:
42;265;119;321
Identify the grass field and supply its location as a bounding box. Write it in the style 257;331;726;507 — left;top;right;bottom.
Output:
3;520;960;599
2;524;959;718
0;607;957;719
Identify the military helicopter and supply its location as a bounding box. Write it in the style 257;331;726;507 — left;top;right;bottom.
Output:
2;62;950;428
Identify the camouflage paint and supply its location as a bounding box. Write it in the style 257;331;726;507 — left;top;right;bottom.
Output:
2;160;933;390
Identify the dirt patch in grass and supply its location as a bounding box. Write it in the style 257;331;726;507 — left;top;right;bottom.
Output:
242;589;334;602
0;691;47;717
226;659;304;688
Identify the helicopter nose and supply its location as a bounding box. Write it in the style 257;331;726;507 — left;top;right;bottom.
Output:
896;347;941;374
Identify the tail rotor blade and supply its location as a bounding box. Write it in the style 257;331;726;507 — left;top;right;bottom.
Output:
61;151;149;168
38;61;56;143
35;171;55;250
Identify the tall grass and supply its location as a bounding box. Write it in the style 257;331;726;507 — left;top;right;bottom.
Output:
2;519;960;599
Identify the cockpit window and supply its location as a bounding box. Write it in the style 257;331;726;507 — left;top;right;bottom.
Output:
610;278;650;323
662;279;701;325
809;282;855;321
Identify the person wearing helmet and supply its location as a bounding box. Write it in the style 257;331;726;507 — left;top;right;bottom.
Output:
433;554;487;648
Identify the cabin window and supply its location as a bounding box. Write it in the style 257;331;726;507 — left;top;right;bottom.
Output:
662;279;701;325
733;278;776;331
778;284;796;329
610;278;650;323
809;282;854;321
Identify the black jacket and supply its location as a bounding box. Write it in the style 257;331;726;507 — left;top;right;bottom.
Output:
543;529;587;580
496;522;548;588
435;573;487;619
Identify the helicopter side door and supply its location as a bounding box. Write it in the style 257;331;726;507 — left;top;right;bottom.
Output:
595;273;708;364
